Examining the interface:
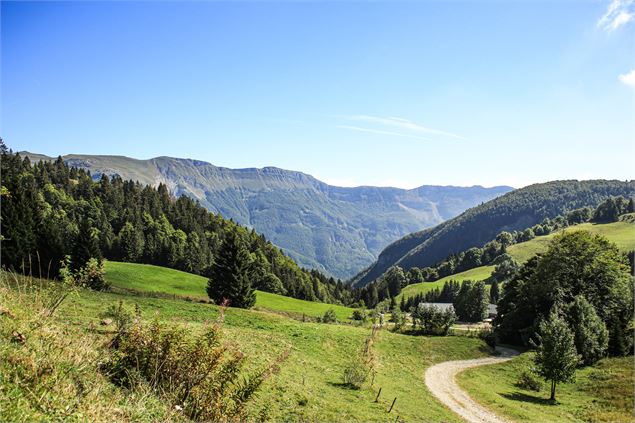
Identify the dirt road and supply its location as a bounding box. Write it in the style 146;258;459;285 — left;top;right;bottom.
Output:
425;346;519;423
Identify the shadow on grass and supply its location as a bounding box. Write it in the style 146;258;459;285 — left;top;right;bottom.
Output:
501;391;556;406
327;381;362;390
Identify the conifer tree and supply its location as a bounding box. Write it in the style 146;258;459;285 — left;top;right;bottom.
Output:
206;233;256;309
72;217;101;271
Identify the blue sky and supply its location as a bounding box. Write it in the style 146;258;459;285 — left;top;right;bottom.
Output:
2;1;633;188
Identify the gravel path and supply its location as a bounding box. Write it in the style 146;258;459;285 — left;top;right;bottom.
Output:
425;346;519;423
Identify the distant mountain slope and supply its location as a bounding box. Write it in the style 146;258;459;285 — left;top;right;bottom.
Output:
397;218;635;301
22;152;511;278
352;180;635;286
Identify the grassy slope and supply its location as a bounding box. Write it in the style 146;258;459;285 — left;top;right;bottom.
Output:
63;290;491;422
104;261;355;321
399;220;635;301
506;220;635;263
397;266;495;301
457;352;634;423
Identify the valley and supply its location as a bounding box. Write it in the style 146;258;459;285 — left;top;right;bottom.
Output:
2;147;634;422
4;1;635;421
22;151;511;279
1;271;492;422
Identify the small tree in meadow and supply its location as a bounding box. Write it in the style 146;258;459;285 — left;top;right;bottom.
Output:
533;311;579;401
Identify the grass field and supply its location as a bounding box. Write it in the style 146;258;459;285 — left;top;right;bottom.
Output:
1;271;492;422
507;220;635;263
457;352;634;422
397;266;495;301
399;220;634;302
65;289;491;422
104;261;356;321
104;261;209;299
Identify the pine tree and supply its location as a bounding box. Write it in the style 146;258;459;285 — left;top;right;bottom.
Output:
206;233;256;309
72;217;101;271
533;311;579;401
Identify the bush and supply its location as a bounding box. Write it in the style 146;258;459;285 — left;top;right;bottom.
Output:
99;301;137;333
390;309;407;331
59;256;109;291
322;308;337;323
102;317;285;421
480;327;497;349
342;358;368;389
351;309;367;322
516;369;542;392
0;270;176;421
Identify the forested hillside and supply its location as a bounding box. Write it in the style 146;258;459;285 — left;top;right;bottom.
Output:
22;152;511;278
0;145;355;305
353;180;635;286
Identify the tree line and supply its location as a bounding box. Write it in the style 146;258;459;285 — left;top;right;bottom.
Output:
0;142;361;307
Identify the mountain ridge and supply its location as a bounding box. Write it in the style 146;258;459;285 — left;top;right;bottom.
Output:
21;151;512;278
352;179;635;286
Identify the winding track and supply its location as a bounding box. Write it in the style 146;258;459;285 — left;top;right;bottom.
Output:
425;346;519;423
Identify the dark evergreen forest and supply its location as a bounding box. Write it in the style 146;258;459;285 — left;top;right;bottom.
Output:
0;142;359;306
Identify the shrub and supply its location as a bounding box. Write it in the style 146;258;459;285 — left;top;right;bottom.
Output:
322;308;337;323
342;358;368;389
99;301;137;333
516;369;542;392
0;270;174;421
479;327;497;349
102;317;286;421
351;309;367;321
390;309;407;331
77;258;109;291
59;256;109;291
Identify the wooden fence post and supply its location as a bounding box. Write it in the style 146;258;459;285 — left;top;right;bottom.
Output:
388;397;397;413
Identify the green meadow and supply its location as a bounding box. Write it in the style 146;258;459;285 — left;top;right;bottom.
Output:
457;352;634;423
104;261;355;321
506;220;635;263
397;266;495;301
1;271;491;422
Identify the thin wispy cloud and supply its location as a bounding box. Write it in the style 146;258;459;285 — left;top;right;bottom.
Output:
597;0;634;31
337;115;465;141
336;125;432;141
618;69;635;87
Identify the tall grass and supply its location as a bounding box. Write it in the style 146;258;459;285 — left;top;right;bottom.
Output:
0;270;283;421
